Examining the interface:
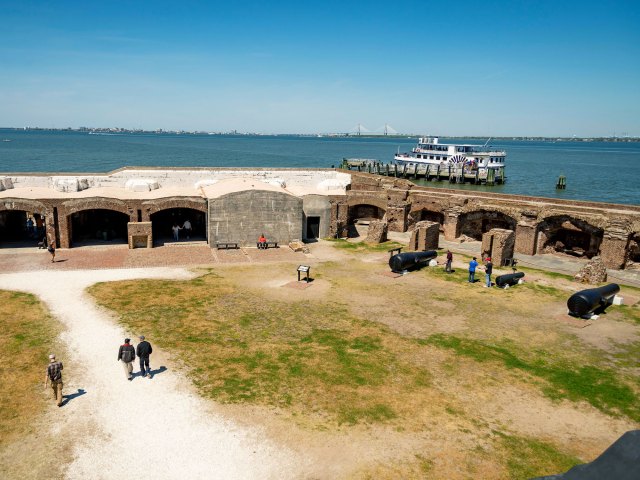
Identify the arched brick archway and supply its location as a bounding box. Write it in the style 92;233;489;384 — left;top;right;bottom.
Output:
59;199;133;248
0;199;49;246
347;204;387;223
150;208;207;243
68;209;130;247
143;197;207;218
61;198;131;218
457;209;517;241
537;215;603;258
409;208;445;232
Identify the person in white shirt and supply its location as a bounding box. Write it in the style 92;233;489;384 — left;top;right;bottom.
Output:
182;219;192;239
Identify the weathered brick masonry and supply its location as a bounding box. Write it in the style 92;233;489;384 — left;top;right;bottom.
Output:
331;172;640;270
2;168;639;270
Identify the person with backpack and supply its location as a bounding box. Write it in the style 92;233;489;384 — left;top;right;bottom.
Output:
136;335;153;378
117;338;136;381
44;354;64;407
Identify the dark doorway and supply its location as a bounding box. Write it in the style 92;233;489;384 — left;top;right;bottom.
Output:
0;210;45;247
150;208;206;245
70;209;129;247
306;216;320;240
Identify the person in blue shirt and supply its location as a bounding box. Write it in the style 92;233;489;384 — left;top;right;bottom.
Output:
468;257;478;283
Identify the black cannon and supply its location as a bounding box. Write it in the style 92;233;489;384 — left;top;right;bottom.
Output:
495;272;525;288
389;251;437;273
567;283;620;317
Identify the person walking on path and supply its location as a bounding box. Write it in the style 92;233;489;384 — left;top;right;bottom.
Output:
47;242;56;262
445;250;453;273
136;335;153;378
484;257;493;287
44;354;64;407
182;219;192;239
468;257;478;283
117;338;136;381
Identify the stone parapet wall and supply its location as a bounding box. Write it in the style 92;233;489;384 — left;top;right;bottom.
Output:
0;168;351;195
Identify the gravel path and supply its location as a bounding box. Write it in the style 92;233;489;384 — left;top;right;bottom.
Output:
0;268;305;480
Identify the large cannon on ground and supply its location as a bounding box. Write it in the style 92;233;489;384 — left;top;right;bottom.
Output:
567;283;620;317
495;272;525;288
389;251;437;273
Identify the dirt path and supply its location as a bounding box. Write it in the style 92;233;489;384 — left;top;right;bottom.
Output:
0;268;306;480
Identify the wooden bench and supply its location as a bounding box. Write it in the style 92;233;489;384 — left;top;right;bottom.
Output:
216;242;239;250
388;247;403;258
257;241;279;249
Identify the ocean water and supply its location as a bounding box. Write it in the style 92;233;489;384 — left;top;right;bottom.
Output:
0;129;638;205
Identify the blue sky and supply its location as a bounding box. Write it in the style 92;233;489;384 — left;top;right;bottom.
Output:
0;0;638;136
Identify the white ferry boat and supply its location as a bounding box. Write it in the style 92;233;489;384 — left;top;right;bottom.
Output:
394;136;506;171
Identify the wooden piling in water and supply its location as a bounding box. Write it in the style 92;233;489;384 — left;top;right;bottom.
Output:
556;175;566;189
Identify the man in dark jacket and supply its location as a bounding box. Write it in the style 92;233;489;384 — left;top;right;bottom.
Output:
484;257;493;287
117;338;136;381
137;335;153;378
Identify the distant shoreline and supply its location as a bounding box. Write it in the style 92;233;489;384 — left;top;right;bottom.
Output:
0;127;638;143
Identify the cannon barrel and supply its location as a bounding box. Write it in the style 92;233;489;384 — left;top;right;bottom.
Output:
495;272;525;288
389;251;437;272
567;283;620;317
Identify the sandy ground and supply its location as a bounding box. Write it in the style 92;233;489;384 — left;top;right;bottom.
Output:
0;268;308;480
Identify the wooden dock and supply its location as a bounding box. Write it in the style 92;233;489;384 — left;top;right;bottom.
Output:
341;158;506;185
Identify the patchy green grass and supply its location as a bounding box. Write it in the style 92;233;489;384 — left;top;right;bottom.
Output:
420;334;640;421
518;266;575;281
0;291;62;446
88;273;431;425
325;238;404;253
495;431;581;480
615;304;640;325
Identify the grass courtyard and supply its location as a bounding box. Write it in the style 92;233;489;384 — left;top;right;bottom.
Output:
85;241;640;479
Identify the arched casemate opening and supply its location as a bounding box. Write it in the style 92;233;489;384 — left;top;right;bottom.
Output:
346;204;386;238
150;208;206;244
0;210;46;247
413;209;445;232
457;209;517;241
626;233;640;269
69;209;129;247
537;215;603;258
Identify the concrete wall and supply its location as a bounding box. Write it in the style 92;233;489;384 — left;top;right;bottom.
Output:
302;194;331;240
208;190;303;246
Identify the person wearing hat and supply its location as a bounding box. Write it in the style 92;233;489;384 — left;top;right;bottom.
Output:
117;338;136;381
44;354;64;407
136;335;153;378
484;257;493;288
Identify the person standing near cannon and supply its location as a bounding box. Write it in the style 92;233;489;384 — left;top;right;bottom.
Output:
445;250;453;273
484;257;493;287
